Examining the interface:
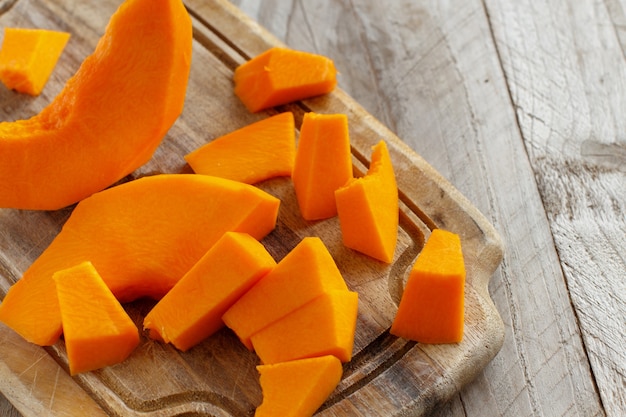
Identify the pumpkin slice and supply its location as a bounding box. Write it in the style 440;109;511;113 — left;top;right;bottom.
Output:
292;112;353;220
144;232;276;351
0;0;192;210
223;237;348;350
255;355;343;417
185;112;296;184
251;290;358;364
0;28;70;96
234;47;337;113
53;262;139;375
0;174;280;346
335;140;399;263
390;229;466;343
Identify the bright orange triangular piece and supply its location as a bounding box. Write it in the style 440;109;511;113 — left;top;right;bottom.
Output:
53;261;139;375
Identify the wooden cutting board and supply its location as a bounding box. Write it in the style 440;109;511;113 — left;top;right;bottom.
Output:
0;0;505;416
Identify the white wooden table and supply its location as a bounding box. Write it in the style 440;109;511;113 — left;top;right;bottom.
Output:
1;0;625;416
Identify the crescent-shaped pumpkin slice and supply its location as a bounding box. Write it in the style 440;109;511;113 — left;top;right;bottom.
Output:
0;174;280;346
0;0;192;210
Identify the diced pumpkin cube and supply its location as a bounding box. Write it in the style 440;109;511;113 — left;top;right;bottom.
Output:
185;112;296;184
143;232;276;351
292;112;353;220
251;290;358;364
390;229;465;343
0;28;70;95
255;355;343;417
53;261;139;375
335;140;398;263
223;237;348;350
234;47;337;113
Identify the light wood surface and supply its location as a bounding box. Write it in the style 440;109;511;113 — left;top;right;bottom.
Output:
0;0;624;416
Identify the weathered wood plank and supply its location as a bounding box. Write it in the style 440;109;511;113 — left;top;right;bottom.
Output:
485;0;626;415
229;0;613;415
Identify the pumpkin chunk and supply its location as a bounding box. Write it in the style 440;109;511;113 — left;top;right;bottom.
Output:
251;290;358;364
185;112;296;184
255;355;343;417
0;0;193;210
0;28;70;96
0;174;280;346
223;237;348;350
53;262;139;375
335;140;399;263
292;112;353;220
234;47;337;113
144;232;276;351
390;229;466;344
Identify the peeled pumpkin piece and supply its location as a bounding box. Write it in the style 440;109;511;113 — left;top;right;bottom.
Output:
143;232;276;351
251;290;359;365
292;112;353;220
0;174;280;346
335;140;399;263
0;28;70;96
222;236;348;350
390;229;466;344
234;47;337;113
53;261;139;375
185;112;296;184
255;355;343;417
0;0;192;210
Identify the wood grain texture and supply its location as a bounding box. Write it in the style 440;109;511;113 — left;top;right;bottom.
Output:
0;0;506;416
230;0;623;416
484;0;626;415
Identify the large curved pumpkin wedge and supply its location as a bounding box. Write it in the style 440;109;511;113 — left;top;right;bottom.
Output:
0;174;280;346
0;0;192;210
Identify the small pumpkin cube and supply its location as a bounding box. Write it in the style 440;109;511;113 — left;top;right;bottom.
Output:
234;47;337;113
250;290;358;364
390;229;466;344
292;112;353;220
53;261;139;375
255;355;343;417
185;112;296;184
335;140;399;263
0;28;70;95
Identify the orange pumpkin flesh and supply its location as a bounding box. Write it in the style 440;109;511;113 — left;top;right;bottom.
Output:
143;232;276;351
255;355;343;417
292;112;353;220
0;28;70;96
0;174;280;346
390;229;466;343
234;47;337;113
0;0;192;210
222;237;348;350
335;140;399;263
251;290;358;365
185;112;296;184
53;261;139;375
